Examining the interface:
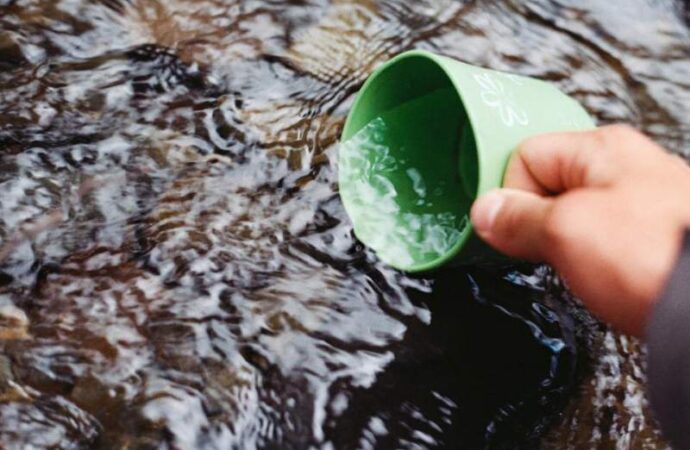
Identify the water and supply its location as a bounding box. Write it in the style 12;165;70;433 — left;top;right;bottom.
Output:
0;0;688;448
339;106;466;269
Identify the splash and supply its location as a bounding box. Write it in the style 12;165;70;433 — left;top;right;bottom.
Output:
339;115;466;269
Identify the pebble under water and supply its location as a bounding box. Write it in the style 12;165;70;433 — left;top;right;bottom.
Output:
0;1;689;448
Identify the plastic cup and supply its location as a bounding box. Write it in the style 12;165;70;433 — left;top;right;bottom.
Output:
338;50;595;272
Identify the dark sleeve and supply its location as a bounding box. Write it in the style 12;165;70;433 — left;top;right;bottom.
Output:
647;231;690;450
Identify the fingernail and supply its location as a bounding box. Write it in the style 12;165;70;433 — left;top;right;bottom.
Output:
471;191;505;234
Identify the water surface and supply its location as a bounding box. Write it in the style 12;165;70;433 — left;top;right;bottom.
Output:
1;1;688;448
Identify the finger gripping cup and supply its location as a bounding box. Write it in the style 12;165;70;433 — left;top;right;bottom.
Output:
339;50;595;272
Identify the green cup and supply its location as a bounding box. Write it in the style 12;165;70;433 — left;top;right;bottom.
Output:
338;50;595;272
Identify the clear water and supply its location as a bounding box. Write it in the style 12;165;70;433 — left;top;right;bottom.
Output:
339;89;469;270
0;1;687;449
339;116;465;268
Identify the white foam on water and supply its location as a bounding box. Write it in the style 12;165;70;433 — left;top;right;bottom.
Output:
407;168;426;199
339;118;463;267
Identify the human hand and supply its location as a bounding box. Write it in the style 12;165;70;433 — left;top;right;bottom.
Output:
470;125;690;336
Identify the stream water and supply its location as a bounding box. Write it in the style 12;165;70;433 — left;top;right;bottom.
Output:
0;1;689;449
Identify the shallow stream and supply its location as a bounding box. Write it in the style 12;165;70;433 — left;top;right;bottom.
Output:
1;1;689;448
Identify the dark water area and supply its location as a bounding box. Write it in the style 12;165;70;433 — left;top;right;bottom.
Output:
0;0;688;448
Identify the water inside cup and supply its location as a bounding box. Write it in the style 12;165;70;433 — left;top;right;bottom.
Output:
339;89;475;269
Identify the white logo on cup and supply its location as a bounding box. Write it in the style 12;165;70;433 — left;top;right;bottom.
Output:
473;73;529;127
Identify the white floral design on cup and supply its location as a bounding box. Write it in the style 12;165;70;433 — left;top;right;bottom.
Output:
473;73;529;127
502;73;525;86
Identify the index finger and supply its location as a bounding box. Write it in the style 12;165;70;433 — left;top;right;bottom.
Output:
503;125;633;195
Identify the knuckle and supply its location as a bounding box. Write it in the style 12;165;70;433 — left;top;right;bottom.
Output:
588;127;610;150
596;124;640;146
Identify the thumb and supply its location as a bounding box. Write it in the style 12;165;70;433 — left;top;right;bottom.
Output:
470;188;555;262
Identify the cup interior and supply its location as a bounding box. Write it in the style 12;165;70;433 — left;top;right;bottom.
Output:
340;53;479;271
